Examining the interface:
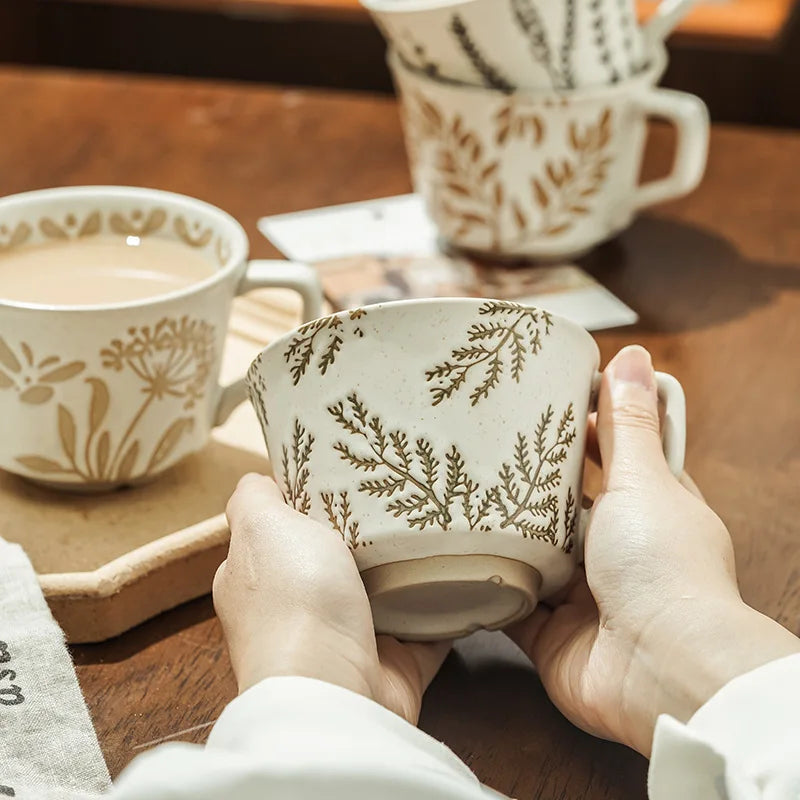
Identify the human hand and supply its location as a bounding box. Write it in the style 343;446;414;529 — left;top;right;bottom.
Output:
506;345;800;756
213;474;449;724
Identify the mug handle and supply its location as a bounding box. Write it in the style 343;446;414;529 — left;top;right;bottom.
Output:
643;0;697;42
577;371;686;556
630;89;709;214
214;260;323;426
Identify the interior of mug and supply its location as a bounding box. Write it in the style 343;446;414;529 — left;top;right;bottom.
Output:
0;186;248;311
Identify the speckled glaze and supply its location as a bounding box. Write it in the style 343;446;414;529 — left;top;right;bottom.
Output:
248;298;686;608
391;49;709;260
363;0;694;90
0;186;322;491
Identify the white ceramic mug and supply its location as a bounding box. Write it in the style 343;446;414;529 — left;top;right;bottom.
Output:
391;49;708;260
0;186;323;491
247;298;686;640
363;0;694;89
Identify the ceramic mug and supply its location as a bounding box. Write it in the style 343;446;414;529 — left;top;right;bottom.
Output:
391;49;708;260
247;298;686;640
363;0;695;89
0;186;323;491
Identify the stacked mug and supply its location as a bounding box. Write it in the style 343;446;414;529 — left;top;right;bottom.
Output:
362;0;709;260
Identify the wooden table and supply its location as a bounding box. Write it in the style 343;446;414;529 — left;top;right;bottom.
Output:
56;0;798;47
2;66;798;797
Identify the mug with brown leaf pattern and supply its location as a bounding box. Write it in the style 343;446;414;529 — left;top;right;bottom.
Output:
0;186;322;491
247;298;686;640
391;47;709;260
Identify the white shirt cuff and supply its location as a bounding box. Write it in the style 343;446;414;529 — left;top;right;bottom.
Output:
649;653;800;799
208;676;481;784
114;676;498;799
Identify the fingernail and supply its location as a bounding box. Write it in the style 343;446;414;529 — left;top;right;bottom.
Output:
609;345;654;389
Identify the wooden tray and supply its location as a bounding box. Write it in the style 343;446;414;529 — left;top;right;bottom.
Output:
0;290;303;643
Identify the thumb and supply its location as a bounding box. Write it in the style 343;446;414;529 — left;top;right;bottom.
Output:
597;345;669;492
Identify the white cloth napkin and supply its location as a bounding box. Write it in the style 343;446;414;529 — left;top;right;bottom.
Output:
0;539;110;799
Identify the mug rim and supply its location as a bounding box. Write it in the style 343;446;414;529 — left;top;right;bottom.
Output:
252;296;600;370
363;0;489;12
0;185;249;313
388;43;668;99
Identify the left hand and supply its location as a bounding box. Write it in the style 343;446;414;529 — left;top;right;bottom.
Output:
214;473;450;724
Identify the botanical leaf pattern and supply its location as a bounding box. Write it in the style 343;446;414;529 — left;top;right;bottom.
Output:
280;396;579;551
489;403;577;543
560;0;578;90
174;216;213;248
494;100;545;147
425;301;553;406
0;222;32;251
39;211;103;240
449;14;516;92
327;394;489;531
19;386;53;404
321;491;363;550
246;357;270;431
109;208;167;237
283;309;366;385
146;417;195;473
404;91;614;251
281;420;314;514
0;206;230;269
563;487;578;554
15;455;64;474
405;92;506;249
588;0;620;84
0;338;86;405
511;0;577;89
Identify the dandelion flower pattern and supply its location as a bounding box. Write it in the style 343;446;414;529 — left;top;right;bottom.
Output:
100;317;214;411
14;315;215;484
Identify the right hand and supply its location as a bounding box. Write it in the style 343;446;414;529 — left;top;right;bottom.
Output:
506;345;800;756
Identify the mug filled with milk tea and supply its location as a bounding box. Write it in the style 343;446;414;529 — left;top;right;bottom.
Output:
0;186;323;491
247;298;686;640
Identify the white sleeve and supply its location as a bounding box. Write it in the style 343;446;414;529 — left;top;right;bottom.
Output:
649;653;800;799
112;676;503;800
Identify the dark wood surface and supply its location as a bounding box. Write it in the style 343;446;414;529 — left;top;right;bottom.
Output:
16;1;800;126
51;0;799;45
1;66;798;797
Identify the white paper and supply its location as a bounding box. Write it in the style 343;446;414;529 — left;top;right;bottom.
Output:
258;195;638;332
259;195;439;262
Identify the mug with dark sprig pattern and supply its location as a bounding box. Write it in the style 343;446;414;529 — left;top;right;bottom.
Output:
363;0;696;90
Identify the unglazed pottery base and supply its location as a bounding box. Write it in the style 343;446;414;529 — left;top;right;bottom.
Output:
362;555;541;641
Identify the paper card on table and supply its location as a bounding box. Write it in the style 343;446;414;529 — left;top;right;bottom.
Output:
259;194;438;262
258;195;637;332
